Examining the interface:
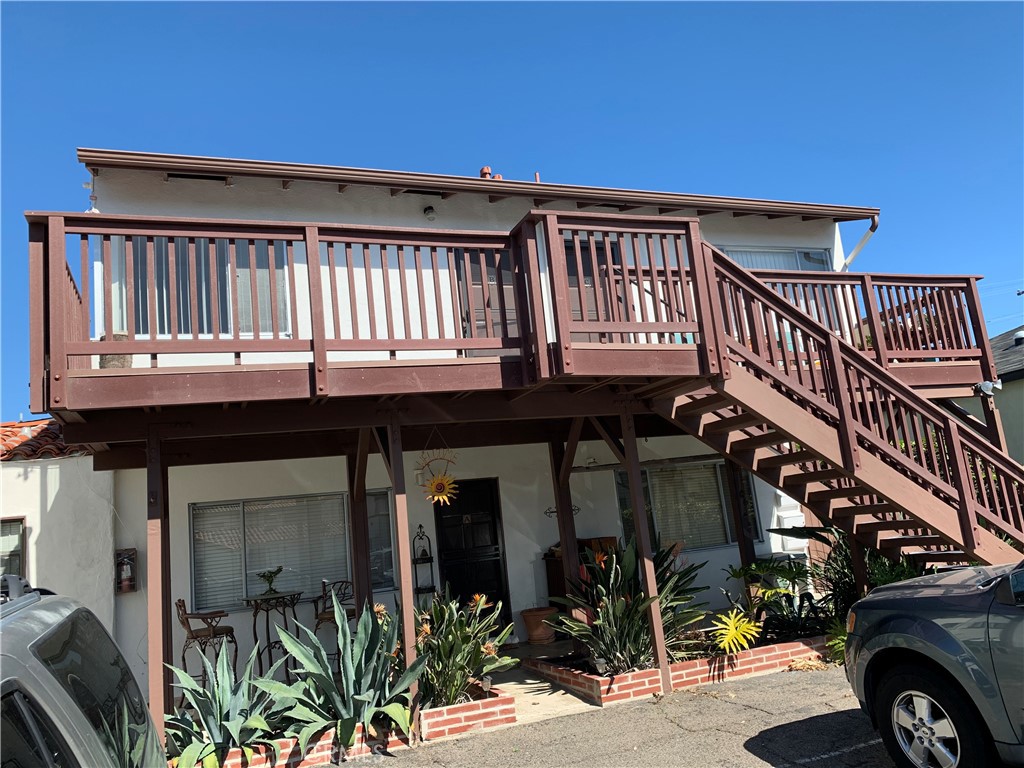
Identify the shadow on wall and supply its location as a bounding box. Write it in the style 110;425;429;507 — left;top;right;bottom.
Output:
30;459;115;630
744;710;891;767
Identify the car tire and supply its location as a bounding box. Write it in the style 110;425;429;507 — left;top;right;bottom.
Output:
874;664;994;768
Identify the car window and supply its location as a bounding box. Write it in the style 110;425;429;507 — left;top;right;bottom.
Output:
1;690;80;768
31;608;161;768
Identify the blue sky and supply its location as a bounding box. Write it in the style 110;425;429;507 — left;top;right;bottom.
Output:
2;2;1021;421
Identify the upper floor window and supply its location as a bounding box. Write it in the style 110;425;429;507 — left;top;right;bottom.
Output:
721;248;831;272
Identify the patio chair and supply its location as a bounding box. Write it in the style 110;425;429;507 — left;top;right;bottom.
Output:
313;579;357;634
175;598;238;707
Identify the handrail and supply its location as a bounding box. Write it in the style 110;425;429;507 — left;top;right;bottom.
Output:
708;242;1024;550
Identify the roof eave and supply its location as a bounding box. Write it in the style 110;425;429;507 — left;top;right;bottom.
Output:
77;148;880;223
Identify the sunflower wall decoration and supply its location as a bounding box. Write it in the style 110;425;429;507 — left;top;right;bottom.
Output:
416;448;459;505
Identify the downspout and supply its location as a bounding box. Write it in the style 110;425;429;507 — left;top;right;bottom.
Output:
840;214;879;271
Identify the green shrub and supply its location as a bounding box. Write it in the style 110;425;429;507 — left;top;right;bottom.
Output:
256;592;424;756
416;591;517;708
549;539;707;675
165;645;284;768
825;617;848;663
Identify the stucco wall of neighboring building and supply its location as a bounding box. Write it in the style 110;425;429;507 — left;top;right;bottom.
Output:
956;384;1024;464
1;455;115;629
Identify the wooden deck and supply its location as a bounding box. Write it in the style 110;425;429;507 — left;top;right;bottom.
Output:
29;210;997;417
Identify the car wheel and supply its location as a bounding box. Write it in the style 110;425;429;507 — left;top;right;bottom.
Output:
874;664;993;768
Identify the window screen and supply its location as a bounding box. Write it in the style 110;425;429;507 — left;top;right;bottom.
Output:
615;462;738;551
367;491;395;590
191;493;349;611
648;464;729;549
1;519;25;577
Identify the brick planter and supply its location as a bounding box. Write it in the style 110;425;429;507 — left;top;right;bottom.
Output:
419;685;517;740
169;725;410;767
523;636;827;707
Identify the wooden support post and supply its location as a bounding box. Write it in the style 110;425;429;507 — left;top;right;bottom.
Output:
849;535;870;597
945;420;980;554
386;417;418;687
619;411;671;693
348;428;374;611
548;418;585;625
826;335;861;473
724;460;756;570
145;429;172;739
979;396;1007;452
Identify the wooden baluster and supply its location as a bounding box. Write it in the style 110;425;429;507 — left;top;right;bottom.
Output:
304;227;328;397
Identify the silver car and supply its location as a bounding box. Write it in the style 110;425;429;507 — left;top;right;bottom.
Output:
846;561;1024;768
1;578;164;767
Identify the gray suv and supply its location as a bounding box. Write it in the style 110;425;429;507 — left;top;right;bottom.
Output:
0;577;164;767
846;561;1024;768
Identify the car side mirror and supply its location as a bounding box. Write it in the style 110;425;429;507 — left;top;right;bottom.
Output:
1010;571;1024;607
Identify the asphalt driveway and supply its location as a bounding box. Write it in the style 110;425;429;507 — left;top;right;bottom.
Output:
385;665;892;768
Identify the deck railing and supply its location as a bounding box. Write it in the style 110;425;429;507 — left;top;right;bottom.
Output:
30;213;527;409
749;270;991;374
29;210;996;411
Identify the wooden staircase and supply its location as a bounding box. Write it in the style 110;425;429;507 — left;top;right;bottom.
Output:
654;243;1024;567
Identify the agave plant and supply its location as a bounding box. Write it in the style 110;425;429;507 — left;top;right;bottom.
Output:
256;592;425;756
416;590;516;708
711;608;761;655
165;645;285;768
549;539;707;675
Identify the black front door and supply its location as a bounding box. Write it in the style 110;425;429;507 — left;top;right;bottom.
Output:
434;478;511;626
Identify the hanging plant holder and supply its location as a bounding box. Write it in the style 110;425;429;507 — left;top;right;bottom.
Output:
416;443;459;506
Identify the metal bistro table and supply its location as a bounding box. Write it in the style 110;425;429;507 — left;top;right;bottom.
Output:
242;590;302;677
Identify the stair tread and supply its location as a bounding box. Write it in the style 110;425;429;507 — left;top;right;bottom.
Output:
757;450;817;469
782;468;846;487
705;413;765;434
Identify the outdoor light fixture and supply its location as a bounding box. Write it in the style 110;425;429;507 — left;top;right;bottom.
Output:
976;379;1002;397
423;206;436;221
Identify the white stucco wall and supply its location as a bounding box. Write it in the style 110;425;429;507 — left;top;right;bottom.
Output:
91;168;845;261
112;434;802;692
0;455;115;630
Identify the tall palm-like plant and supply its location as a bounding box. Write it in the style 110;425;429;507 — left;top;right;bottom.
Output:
256;592;424;756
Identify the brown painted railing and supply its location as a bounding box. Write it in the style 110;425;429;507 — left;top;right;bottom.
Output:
710;243;1024;552
30;213;526;408
522;211;722;378
749;269;993;375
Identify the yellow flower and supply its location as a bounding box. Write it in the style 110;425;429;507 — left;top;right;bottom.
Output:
482;642;498;657
417;622;432;642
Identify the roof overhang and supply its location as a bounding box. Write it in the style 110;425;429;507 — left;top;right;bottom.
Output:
77;148;880;223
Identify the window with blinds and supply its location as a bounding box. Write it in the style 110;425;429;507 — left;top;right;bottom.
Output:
648;465;729;549
615;462;742;551
190;493;350;611
1;519;25;577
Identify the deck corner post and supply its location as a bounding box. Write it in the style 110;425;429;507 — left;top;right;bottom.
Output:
145;428;172;739
619;410;671;694
348;428;374;610
548;421;585;625
385;416;418;696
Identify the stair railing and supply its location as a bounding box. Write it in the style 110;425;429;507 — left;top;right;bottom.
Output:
704;241;1024;552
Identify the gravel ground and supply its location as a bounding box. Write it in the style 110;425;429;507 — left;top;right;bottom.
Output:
364;665;892;768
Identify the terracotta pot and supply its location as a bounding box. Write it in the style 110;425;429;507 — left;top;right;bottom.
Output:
521;606;558;644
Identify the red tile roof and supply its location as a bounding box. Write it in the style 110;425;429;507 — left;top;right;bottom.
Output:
0;420;88;461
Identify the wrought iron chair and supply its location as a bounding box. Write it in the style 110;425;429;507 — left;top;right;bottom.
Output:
312;579;357;634
175;598;238;707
